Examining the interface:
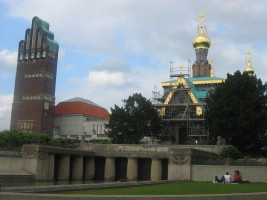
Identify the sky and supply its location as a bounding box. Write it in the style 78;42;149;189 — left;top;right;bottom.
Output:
1;0;267;131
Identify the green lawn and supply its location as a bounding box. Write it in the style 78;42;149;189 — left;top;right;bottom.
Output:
51;182;267;195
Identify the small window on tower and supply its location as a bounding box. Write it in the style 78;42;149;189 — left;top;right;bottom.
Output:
44;102;49;110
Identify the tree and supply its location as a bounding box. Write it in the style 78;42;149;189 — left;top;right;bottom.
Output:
106;93;162;144
205;70;267;154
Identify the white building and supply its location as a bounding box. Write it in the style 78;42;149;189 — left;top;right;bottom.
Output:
54;97;110;141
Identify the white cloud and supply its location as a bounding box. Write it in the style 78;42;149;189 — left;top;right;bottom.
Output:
0;94;13;131
87;71;125;87
0;49;17;69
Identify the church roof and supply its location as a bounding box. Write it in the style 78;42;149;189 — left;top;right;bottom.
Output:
55;97;110;120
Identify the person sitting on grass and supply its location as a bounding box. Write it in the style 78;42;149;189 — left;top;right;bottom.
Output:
233;170;241;183
223;172;231;184
214;172;231;183
233;170;250;184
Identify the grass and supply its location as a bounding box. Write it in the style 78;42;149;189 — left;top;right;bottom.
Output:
50;182;267;195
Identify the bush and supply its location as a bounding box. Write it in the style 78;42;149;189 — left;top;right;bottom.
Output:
0;130;80;149
219;146;243;159
89;139;112;144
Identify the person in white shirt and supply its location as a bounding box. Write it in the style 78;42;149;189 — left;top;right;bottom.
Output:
223;172;231;183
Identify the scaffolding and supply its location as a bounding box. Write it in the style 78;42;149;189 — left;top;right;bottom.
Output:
152;61;209;145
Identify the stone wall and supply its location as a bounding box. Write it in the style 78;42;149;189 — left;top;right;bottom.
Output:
191;165;267;183
1;144;266;183
0;157;25;172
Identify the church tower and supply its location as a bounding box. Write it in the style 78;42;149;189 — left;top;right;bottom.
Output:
10;17;59;136
244;50;255;76
192;12;211;77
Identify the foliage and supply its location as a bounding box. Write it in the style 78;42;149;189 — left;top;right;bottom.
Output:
205;71;267;154
219;146;243;159
0;130;79;149
88;139;112;144
106;93;162;144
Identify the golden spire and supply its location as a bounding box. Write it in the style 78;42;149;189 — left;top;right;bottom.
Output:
193;12;211;49
197;12;207;34
179;65;184;74
244;50;254;75
209;59;216;77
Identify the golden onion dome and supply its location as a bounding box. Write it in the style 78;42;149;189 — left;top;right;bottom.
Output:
193;30;211;49
244;50;255;75
244;65;254;75
244;65;254;72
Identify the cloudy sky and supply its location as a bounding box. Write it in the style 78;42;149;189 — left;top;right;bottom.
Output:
1;0;267;131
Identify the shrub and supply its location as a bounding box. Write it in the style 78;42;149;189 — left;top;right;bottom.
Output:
219;146;243;159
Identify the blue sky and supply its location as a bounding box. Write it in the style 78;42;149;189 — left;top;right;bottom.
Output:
1;0;267;131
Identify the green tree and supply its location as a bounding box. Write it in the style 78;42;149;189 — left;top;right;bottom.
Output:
106;93;162;144
205;70;267;154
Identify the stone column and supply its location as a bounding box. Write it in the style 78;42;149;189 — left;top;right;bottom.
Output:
47;154;55;181
151;158;162;181
84;157;95;180
127;157;138;181
57;155;70;181
104;157;115;181
71;156;83;180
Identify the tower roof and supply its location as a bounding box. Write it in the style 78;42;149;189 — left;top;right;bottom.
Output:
55;97;110;120
192;12;211;49
244;50;255;75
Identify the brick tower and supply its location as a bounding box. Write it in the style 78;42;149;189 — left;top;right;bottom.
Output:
10;16;59;136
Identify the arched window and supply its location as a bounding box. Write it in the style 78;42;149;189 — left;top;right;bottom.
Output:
18;41;25;61
25;29;31;59
42;39;47;57
37;29;42;58
31;19;37;50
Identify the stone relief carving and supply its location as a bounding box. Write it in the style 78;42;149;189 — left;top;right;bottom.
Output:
22;146;48;160
22;146;37;159
38;152;48;160
171;154;190;165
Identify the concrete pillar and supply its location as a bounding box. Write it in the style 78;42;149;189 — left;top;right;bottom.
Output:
57;155;70;181
104;157;115;181
47;154;55;181
84;157;95;180
127;157;138;181
151;158;162;181
71;156;83;180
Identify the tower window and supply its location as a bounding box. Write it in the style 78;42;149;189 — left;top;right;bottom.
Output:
17;120;34;132
44;102;49;110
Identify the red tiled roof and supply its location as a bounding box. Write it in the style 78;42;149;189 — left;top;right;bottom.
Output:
55;101;110;120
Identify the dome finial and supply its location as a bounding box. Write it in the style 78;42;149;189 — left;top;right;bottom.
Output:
193;12;211;49
197;12;207;34
244;50;254;75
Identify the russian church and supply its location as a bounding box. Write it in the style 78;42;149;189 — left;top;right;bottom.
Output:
153;12;254;145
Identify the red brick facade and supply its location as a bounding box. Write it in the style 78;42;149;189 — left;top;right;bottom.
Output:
10;17;58;136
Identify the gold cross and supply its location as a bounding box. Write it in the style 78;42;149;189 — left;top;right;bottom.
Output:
209;59;214;65
197;12;206;23
246;50;252;66
246;50;252;56
179;65;183;74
